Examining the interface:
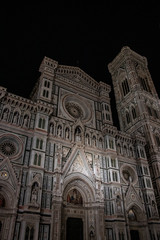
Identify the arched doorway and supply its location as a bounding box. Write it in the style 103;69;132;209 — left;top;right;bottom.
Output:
61;174;102;240
66;217;83;240
127;206;148;240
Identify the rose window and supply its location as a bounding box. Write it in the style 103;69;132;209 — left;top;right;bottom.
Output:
65;102;83;119
0;141;16;156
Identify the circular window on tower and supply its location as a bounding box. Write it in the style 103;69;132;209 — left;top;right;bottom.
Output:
0;134;23;160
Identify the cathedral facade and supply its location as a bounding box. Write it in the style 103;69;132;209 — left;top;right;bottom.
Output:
0;46;160;240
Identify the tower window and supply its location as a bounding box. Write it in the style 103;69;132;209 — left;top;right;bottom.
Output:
140;77;151;93
131;107;137;119
44;80;50;88
147;106;152;116
126;112;131;124
122;79;130;96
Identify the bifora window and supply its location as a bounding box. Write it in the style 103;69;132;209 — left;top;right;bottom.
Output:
122;79;130;96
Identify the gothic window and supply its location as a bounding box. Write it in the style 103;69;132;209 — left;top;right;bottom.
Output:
146;178;151;188
25;226;34;240
111;158;116;168
126;112;131;124
140;148;145;158
112;171;118;182
122;78;130;96
43;89;49;98
44;80;50;88
140;77;151;93
105;104;109;111
131;107;137;119
38;118;45;129
143;166;149;175
34;153;41;166
147;106;152;116
36;138;43;150
106;113;111;121
153;109;158;118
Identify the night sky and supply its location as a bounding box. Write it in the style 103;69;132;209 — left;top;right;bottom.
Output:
0;2;160;127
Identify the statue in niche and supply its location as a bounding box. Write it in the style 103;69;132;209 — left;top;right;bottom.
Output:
65;127;69;139
75;127;81;141
23;115;29;127
13;112;19;124
49;123;54;134
57;125;62;137
31;182;39;205
55;144;62;168
67;189;83;205
116;195;122;213
2;108;9;121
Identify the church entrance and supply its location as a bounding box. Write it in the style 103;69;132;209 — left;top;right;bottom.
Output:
66;217;83;240
130;230;140;240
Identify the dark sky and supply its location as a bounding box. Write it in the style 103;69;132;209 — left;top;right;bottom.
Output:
0;2;160;127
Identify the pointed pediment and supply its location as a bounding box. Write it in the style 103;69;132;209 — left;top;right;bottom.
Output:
0;157;18;191
125;184;143;211
63;147;94;181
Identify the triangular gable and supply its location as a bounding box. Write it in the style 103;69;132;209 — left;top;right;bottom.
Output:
62;146;94;182
125;183;143;211
0;157;18;191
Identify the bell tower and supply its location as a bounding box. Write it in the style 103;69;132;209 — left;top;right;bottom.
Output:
108;46;160;214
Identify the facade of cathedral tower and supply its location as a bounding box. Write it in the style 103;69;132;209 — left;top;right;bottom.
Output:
0;47;160;240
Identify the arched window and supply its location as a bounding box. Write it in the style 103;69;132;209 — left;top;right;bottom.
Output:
38;155;41;166
38;118;45;129
36;139;43;149
140;77;151;93
34;153;41;166
131;107;137;119
112;171;118;182
122;78;130;96
126;112;131;124
25;226;34;240
147;106;152;116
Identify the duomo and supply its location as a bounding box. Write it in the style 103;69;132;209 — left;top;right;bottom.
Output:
0;46;160;240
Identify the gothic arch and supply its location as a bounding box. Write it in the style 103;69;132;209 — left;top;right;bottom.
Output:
63;173;96;204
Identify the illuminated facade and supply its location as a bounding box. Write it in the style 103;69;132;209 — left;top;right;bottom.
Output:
0;47;160;240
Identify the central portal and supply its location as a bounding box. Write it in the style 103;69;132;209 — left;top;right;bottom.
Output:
66;217;83;240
